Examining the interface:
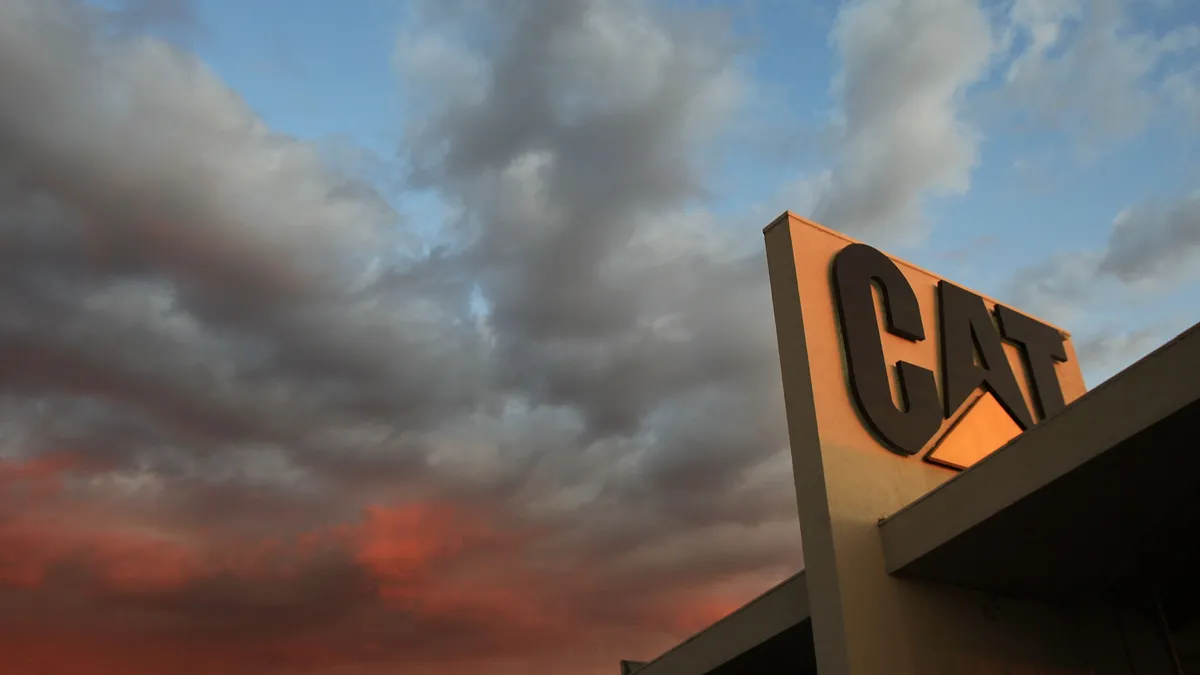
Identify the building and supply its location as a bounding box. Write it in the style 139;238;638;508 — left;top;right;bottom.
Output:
620;213;1200;675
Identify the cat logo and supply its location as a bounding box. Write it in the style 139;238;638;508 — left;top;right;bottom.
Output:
832;242;1069;467
764;213;1086;473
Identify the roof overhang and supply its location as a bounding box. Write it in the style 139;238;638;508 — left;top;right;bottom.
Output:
879;322;1200;600
631;571;814;675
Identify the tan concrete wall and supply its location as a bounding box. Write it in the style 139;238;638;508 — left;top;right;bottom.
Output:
763;213;1175;675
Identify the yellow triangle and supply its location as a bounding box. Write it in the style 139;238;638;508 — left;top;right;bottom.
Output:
924;391;1023;471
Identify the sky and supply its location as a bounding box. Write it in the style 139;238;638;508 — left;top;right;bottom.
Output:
0;0;1197;673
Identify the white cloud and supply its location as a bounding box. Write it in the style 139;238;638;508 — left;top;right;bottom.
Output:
999;0;1200;147
800;0;995;243
1163;64;1200;133
394;31;489;111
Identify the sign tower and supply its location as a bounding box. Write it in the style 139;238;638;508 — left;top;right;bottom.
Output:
764;213;1090;675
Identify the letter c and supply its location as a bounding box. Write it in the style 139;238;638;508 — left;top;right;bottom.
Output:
832;244;942;456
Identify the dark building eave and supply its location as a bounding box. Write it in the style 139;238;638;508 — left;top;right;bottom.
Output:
628;570;814;675
879;321;1200;601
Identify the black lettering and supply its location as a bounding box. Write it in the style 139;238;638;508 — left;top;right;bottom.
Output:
832;244;942;456
994;305;1069;421
938;282;1034;429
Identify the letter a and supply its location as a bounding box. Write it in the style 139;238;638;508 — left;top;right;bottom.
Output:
938;282;1034;429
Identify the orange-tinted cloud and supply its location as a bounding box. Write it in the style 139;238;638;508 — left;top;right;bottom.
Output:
0;453;792;674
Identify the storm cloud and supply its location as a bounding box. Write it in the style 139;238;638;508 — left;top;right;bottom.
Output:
0;0;802;673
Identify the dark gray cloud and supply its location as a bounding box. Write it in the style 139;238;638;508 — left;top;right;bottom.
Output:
0;0;494;475
0;0;802;671
1099;193;1200;289
1074;324;1172;379
1009;191;1200;319
393;0;791;524
1007;191;1200;378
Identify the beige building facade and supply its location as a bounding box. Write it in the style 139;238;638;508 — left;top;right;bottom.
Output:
620;214;1200;675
